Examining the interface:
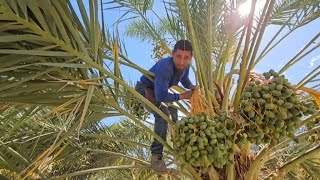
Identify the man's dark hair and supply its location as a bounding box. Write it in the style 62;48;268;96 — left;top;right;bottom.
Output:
173;40;193;54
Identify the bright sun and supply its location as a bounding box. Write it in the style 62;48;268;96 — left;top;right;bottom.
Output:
238;0;266;17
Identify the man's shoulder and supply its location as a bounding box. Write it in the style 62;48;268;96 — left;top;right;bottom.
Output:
155;57;173;69
157;56;173;66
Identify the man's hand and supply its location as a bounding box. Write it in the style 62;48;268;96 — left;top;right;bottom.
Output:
179;90;194;100
189;85;198;91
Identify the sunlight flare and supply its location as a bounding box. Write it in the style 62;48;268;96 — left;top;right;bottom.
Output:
238;0;266;17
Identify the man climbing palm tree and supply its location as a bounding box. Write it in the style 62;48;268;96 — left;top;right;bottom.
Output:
135;40;196;174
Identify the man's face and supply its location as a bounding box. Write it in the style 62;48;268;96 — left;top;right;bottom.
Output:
172;49;192;71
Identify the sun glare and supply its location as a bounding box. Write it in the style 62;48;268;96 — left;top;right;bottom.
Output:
238;0;266;17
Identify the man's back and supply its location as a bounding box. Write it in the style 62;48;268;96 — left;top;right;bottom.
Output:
140;57;191;102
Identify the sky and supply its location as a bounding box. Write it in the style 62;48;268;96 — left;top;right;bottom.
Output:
70;0;320;83
70;0;320;125
101;0;320;85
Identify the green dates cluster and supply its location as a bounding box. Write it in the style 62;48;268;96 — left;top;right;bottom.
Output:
174;112;237;169
128;97;149;119
240;69;319;145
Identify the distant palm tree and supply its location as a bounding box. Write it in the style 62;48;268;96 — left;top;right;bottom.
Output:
0;0;319;179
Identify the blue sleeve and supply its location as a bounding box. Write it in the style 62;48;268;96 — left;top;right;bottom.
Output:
180;66;193;89
154;65;180;102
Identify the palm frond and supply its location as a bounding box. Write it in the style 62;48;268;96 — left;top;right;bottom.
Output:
125;18;165;43
271;0;320;29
